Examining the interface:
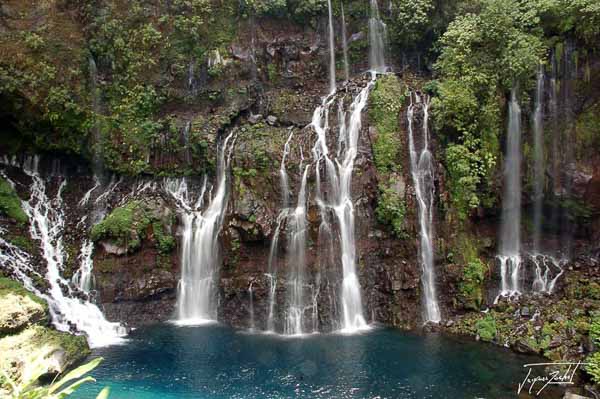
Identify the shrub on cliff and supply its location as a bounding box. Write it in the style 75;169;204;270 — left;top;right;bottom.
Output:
91;200;175;254
459;259;487;310
0;178;27;225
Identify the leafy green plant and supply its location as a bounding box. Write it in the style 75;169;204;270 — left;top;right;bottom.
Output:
376;183;407;238
1;357;108;399
476;314;497;342
459;259;487;310
586;352;600;384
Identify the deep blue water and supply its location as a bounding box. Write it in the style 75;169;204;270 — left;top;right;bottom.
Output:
76;324;553;399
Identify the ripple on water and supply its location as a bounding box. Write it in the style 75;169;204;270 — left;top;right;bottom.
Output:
77;324;564;399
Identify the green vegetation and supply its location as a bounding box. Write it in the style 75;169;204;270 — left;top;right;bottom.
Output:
369;74;409;237
585;316;600;383
0;277;47;312
30;328;90;364
375;184;407;238
459;260;487;310
433;0;545;219
1;356;106;399
91;200;175;254
475;314;497;342
0;178;27;224
448;231;488;310
370;75;406;175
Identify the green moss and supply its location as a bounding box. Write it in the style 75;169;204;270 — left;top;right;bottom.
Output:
586;352;600;384
0;277;47;312
91;200;146;251
375;182;407;238
370;75;406;175
6;234;34;253
152;221;176;254
91;200;176;254
565;276;600;300
31;326;90;362
476;314;497;342
459;259;487;310
0;178;28;224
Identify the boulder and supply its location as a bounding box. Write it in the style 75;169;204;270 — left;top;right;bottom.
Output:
0;293;48;335
0;326;90;389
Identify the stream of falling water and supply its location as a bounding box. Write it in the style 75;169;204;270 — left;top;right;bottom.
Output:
311;78;374;333
341;3;350;82
498;89;522;297
528;63;565;294
407;93;441;323
165;133;235;324
532;66;545;253
368;0;387;73
10;157;126;347
284;165;312;335
326;0;336;94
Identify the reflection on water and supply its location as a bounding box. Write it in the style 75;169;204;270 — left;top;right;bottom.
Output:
77;324;560;398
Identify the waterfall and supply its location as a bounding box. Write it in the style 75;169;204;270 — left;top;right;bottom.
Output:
407;93;441;323
532;66;545;253
531;254;565;293
341;3;350;82
165;132;235;324
498;89;522;296
311;76;375;333
327;0;336;93
72;239;95;292
248;281;255;331
368;0;387;73
284;165;310;335
182;120;192;165
265;131;294;332
19;157;126;348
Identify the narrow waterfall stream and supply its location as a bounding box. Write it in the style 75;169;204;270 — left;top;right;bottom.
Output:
532;66;545;253
284;165;311;335
498;89;522;296
16;157;126;347
341;3;350;82
368;0;387;73
165;133;235;324
326;0;336;94
407;93;441;323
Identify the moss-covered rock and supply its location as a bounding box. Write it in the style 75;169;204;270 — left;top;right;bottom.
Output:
0;325;90;389
0;177;27;224
91;199;175;254
370;74;406;176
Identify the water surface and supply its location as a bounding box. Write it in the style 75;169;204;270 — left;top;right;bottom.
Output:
77;324;551;398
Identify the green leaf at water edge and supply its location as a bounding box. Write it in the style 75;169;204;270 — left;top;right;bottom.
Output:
56;376;96;398
48;357;103;394
96;386;111;399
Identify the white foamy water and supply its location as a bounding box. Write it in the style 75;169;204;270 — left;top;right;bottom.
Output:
16;157;126;348
165;132;235;323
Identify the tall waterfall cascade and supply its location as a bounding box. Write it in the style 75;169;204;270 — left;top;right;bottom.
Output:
262;2;389;334
284;165;313;335
498;89;523;296
528;66;565;293
407;93;441;323
327;0;336;93
368;0;387;73
341;3;350;82
165;133;235;324
1;156;126;348
532;66;545;254
310;76;375;333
